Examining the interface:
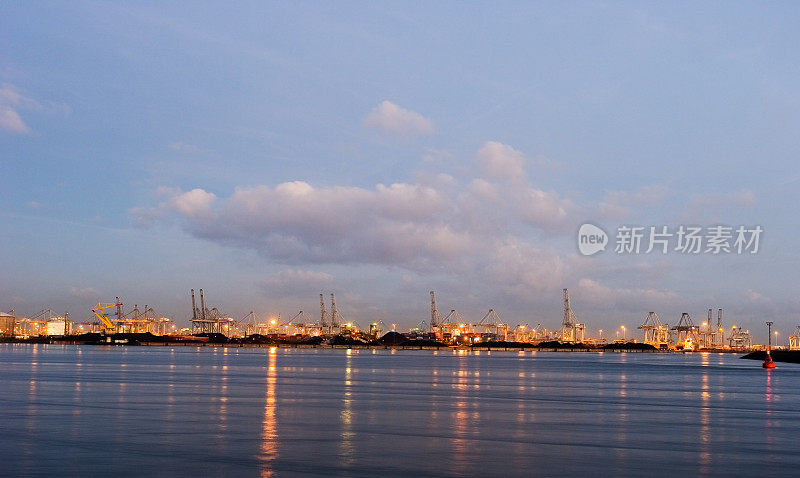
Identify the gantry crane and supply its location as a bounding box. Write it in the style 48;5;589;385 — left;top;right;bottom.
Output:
92;300;122;334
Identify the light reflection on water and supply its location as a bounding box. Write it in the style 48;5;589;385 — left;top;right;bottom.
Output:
339;350;355;468
2;345;800;477
259;347;278;477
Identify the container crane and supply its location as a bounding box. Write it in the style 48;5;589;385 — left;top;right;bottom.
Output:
92;300;122;334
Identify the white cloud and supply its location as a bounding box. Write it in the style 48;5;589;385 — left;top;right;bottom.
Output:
0;107;30;134
515;187;576;231
0;84;40;134
476;141;526;181
132;141;706;320
131;140;585;271
364;100;434;136
169;188;217;219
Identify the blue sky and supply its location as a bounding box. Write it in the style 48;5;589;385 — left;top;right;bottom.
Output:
2;2;799;342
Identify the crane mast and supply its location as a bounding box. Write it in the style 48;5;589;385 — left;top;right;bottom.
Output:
320;294;328;331
91;300;123;333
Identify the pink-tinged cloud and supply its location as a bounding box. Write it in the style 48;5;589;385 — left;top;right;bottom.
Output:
132;163;581;267
168;188;217;219
0;84;40;134
364;100;434;136
130;141;695;315
476;141;526;181
0;107;30;134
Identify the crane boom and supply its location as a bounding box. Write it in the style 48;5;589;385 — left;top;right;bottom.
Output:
92;301;122;333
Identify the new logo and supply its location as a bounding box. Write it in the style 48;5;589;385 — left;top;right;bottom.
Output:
578;223;608;256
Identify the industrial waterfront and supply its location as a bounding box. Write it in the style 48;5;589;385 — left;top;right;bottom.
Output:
2;289;795;353
2;344;798;477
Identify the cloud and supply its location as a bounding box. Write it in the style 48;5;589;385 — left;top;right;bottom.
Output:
515;187;576;232
132;174;579;267
689;189;756;209
576;278;679;311
0;107;30;134
152;181;469;266
364;100;434;136
131;141;585;273
599;185;669;220
132;141;708;321
262;269;334;296
484;237;567;298
681;189;756;222
169;188;217;219
0;84;40;134
745;289;771;304
476;141;526;181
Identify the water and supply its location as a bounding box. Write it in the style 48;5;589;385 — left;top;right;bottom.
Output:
1;344;798;477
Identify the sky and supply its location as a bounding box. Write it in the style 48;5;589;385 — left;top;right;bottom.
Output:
2;2;800;342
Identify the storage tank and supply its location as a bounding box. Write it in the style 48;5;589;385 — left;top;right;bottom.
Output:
0;312;14;337
46;318;69;336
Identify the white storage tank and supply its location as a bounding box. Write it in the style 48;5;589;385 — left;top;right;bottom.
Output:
0;311;14;337
46;318;70;336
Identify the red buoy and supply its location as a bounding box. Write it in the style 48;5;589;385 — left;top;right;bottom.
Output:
763;349;776;369
763;322;777;369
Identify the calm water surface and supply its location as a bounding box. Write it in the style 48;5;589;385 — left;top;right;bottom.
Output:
1;344;798;477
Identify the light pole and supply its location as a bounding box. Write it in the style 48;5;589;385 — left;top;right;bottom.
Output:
621;325;626;342
766;321;773;350
702;322;708;348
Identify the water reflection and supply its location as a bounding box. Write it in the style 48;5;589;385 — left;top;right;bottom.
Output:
218;364;229;443
71;379;83;442
699;366;711;474
23;347;39;465
339;350;355;467
615;369;628;465
764;369;775;454
451;352;470;475
259;347;278;477
512;359;529;469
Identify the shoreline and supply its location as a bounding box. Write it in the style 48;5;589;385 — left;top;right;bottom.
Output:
0;337;746;354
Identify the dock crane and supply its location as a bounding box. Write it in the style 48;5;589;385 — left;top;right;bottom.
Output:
92;300;122;334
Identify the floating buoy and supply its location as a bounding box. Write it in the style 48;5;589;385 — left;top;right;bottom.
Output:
763;349;776;369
